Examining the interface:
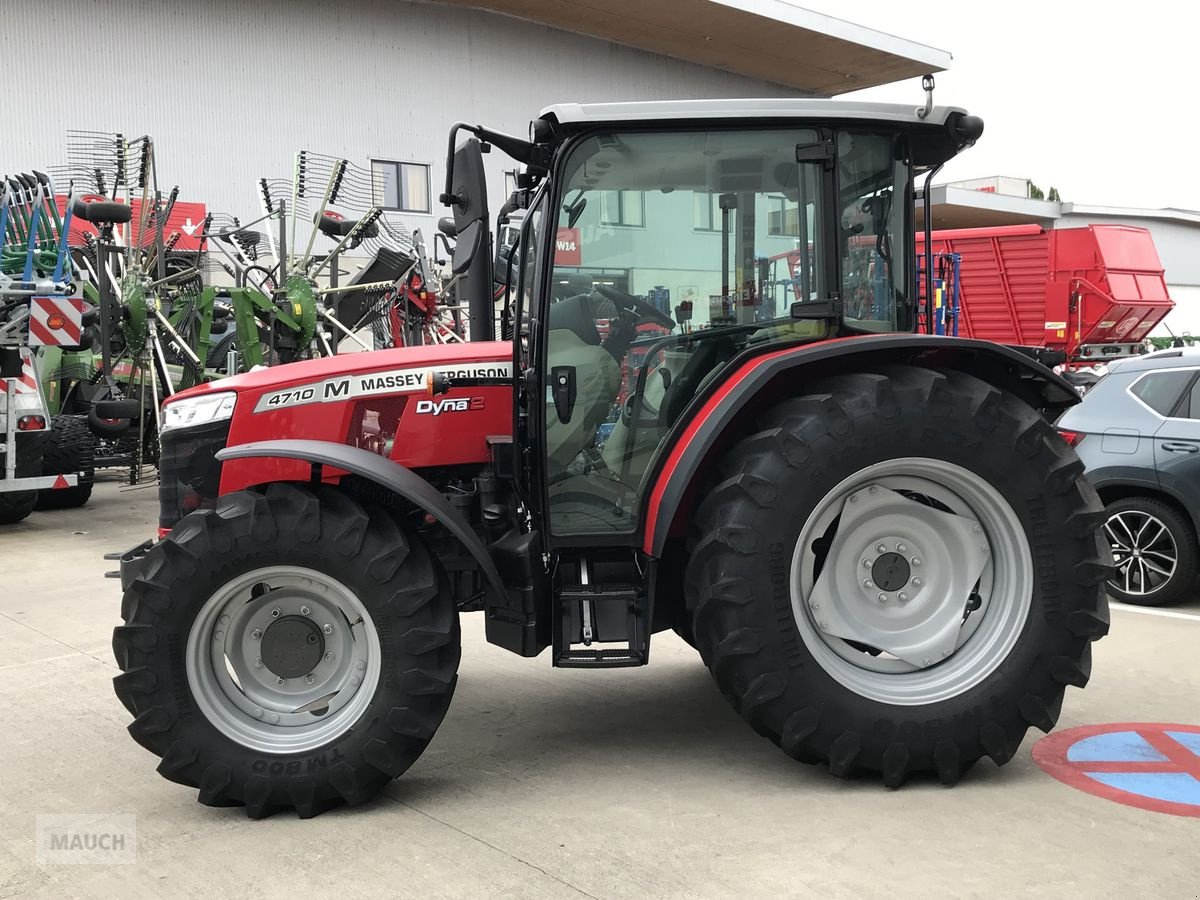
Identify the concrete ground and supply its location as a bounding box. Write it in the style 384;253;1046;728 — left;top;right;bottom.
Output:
1;479;1197;899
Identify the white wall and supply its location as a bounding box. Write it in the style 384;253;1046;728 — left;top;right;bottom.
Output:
1;0;799;242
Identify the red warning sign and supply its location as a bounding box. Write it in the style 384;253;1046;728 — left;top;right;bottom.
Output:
1033;722;1200;817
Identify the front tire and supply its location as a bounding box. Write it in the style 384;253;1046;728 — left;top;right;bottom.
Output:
684;366;1110;787
113;484;460;817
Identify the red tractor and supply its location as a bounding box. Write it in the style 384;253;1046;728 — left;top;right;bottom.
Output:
112;96;1111;818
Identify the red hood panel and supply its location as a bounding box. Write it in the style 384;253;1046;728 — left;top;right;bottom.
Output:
207;343;514;494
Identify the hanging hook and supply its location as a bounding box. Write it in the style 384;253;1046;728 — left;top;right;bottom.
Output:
916;74;935;119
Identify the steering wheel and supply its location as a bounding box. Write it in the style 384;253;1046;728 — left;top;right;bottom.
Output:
593;284;674;330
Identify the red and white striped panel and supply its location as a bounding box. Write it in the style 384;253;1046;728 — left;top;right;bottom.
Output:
14;350;39;395
28;296;85;347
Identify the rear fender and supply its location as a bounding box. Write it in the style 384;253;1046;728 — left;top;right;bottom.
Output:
642;334;1080;557
215;439;505;605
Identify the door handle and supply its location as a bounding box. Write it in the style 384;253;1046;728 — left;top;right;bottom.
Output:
1162;441;1200;453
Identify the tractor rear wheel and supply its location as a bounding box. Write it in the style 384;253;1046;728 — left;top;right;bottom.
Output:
684;366;1110;786
36;415;96;510
113;483;460;817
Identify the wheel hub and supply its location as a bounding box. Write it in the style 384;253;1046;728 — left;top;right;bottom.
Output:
790;458;1033;705
260;615;325;679
870;552;911;592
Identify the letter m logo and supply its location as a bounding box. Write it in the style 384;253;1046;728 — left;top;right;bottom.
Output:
324;379;351;400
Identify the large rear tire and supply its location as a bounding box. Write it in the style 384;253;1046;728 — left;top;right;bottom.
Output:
684;366;1110;787
36;415;96;510
113;483;460;817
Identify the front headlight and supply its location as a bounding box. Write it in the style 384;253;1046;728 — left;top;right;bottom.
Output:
160;391;237;434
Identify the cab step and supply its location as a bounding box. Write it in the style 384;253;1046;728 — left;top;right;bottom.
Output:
555;580;648;668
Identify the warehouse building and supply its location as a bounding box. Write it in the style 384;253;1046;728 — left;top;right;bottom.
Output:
4;0;949;241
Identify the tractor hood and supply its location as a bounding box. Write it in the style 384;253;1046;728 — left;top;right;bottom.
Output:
169;341;513;405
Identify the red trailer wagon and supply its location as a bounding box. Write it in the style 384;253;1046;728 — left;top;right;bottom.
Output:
918;224;1174;366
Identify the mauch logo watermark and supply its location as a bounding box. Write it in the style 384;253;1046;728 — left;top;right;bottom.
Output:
36;814;136;865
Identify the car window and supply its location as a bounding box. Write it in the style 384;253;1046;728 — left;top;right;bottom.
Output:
1130;370;1194;416
1188;376;1200;419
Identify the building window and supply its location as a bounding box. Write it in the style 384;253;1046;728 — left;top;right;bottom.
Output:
504;170;519;199
599;190;644;227
693;193;719;231
768;196;800;236
371;160;430;213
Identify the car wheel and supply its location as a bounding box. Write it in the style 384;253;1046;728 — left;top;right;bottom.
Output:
1103;497;1198;607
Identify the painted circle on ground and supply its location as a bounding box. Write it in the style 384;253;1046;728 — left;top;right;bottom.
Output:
1033;723;1200;817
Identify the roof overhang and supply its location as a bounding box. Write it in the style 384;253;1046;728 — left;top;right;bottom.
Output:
918;184;1060;229
434;0;951;94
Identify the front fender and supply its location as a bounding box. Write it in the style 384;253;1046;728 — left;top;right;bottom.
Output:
642;334;1080;557
216;439;505;606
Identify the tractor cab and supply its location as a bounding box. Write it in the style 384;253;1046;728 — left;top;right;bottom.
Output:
443;98;984;662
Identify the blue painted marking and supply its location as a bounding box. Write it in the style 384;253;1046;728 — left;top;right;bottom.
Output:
1086;772;1200;806
1067;731;1167;763
1166;732;1200;757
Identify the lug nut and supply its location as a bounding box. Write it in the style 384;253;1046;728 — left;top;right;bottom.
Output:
863;579;874;589
898;592;909;602
270;607;281;618
849;495;859;504
877;593;887;603
251;628;262;640
305;674;315;685
322;624;333;635
254;657;263;668
863;558;873;568
811;601;820;610
973;525;982;534
912;577;923;587
324;652;334;662
276;676;285;686
897;543;907;553
911;557;922;567
300;605;311;616
981;545;989;554
868;486;878;495
876;544;887;554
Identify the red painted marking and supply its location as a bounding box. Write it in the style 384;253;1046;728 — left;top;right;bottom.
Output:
1033;723;1200;818
51;474;70;490
28;316;57;346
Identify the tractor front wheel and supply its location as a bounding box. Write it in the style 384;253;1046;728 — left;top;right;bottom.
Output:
113;484;460;817
685;366;1110;786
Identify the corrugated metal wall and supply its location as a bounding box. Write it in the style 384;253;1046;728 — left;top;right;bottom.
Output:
2;0;800;235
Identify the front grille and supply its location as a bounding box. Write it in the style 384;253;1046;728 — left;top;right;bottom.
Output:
158;419;230;531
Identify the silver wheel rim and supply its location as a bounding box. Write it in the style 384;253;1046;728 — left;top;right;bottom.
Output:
185;566;381;754
1105;511;1178;596
789;458;1033;706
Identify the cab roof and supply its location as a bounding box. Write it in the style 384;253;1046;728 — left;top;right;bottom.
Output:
539;98;967;129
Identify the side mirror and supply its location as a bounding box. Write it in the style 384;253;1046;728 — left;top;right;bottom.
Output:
445;137;489;275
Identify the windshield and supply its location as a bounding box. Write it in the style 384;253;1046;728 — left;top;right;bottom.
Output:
540;126;910;538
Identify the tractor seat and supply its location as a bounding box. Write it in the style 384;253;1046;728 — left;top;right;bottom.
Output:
73;198;133;225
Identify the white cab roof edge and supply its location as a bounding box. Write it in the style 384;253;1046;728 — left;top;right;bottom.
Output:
540;99;967;128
